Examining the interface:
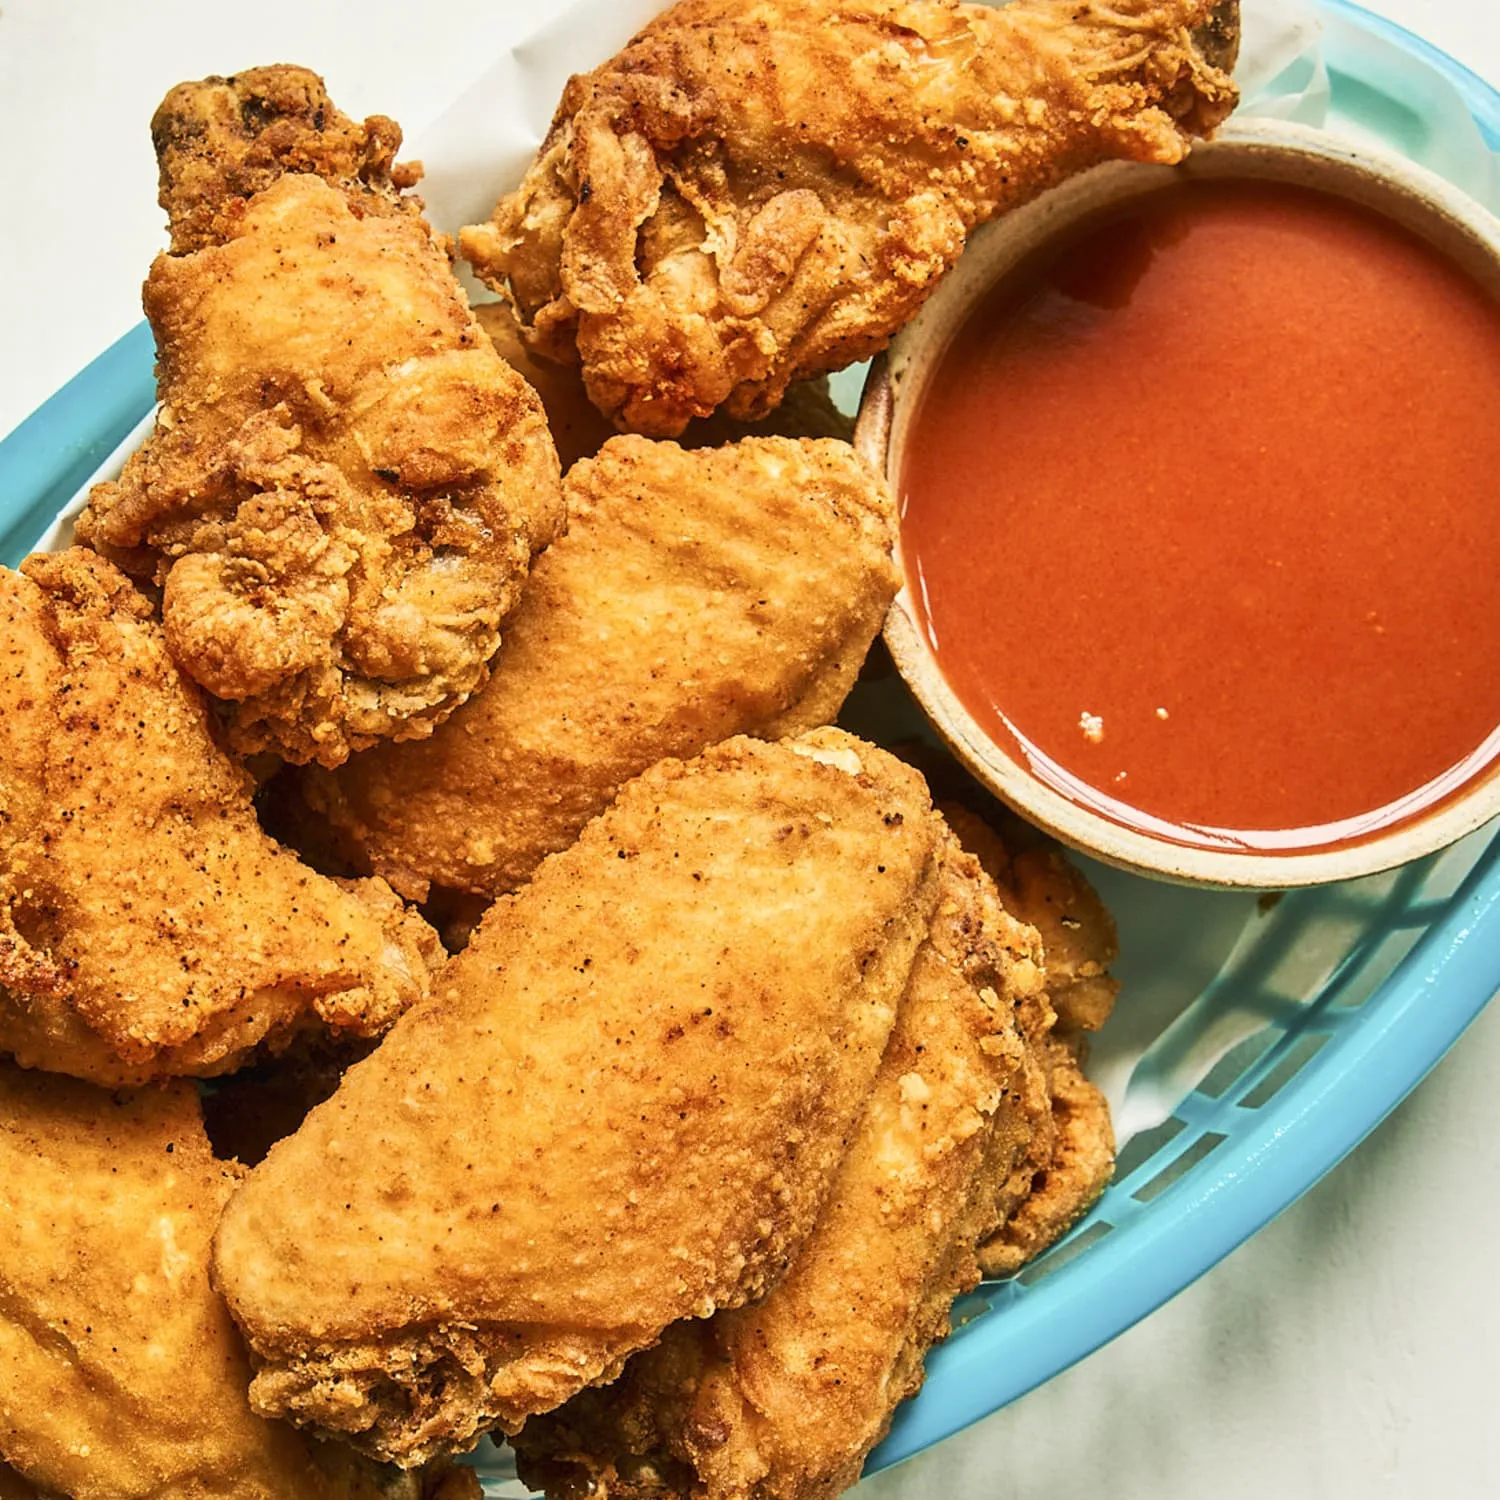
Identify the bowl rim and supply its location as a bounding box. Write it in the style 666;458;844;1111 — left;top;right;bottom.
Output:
857;115;1500;890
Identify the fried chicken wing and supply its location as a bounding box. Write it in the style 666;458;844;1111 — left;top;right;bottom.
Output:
0;550;439;1086
461;0;1240;435
300;435;897;901
147;62;418;257
77;66;564;765
0;1064;469;1499
512;826;1048;1500
475;302;852;471
213;731;945;1465
977;1025;1115;1277
941;805;1119;1276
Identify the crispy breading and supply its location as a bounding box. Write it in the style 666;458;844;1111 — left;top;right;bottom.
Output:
77;66;564;766
212;731;945;1466
512;828;1048;1500
0;550;440;1086
979;1029;1116;1277
942;806;1118;1276
299;435;897;900
149;65;418;256
461;0;1239;435
475;302;852;471
1001;846;1121;1032
0;1065;457;1499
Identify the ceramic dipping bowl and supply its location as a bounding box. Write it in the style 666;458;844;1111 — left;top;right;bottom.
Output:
856;117;1500;888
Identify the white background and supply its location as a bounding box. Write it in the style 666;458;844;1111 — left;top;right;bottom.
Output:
2;3;1499;1497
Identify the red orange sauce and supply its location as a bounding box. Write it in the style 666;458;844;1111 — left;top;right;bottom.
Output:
901;180;1500;853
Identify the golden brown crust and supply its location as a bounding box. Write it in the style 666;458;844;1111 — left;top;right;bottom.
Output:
0;550;439;1086
475;301;853;471
1004;846;1121;1033
214;731;945;1465
300;434;898;901
78;67;564;765
150;65;417;256
940;807;1120;1034
0;1066;426;1499
940;805;1119;1276
513;827;1047;1500
461;0;1240;435
976;1031;1117;1277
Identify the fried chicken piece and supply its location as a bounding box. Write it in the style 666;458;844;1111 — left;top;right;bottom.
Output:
941;805;1119;1276
148;62;418;256
511;804;1122;1500
213;731;946;1465
513;826;1049;1500
300;435;896;901
461;0;1240;436
77;66;564;766
978;1026;1116;1277
0;550;439;1086
475;302;852;471
978;827;1121;1034
0;1064;470;1499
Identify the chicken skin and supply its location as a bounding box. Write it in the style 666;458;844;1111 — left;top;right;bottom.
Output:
0;1065;473;1500
511;803;1120;1500
77;66;564;765
213;731;946;1466
461;0;1240;435
512;826;1050;1500
0;550;439;1086
474;301;853;471
300;435;897;901
945;808;1118;1276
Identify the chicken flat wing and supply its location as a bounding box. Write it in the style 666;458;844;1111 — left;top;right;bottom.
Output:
461;0;1240;435
0;1064;470;1499
299;435;896;900
0;550;439;1086
212;731;945;1465
512;826;1048;1500
76;66;564;765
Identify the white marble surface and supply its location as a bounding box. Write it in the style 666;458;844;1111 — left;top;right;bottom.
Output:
1;2;1498;1496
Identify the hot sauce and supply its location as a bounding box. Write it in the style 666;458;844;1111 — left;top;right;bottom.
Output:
900;180;1500;853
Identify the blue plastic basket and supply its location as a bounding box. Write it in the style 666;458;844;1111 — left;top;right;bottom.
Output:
0;6;1495;1493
